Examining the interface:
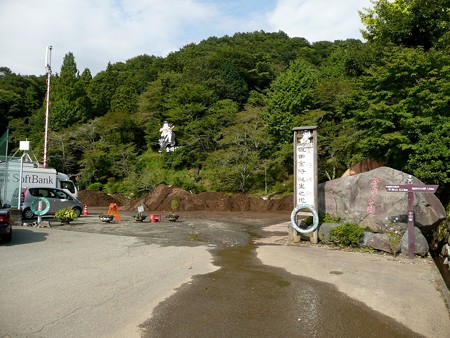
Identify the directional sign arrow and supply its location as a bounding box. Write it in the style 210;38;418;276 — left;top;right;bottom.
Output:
385;185;408;192
385;184;438;193
410;185;438;193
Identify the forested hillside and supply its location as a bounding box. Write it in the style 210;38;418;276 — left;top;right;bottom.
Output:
1;0;450;204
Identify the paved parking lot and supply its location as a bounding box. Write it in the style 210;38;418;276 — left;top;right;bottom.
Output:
0;224;217;338
2;210;450;337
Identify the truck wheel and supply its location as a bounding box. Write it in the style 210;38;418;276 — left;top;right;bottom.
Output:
23;208;35;219
73;207;82;217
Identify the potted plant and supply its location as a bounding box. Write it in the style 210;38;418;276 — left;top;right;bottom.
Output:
99;213;114;223
133;212;147;222
55;208;78;224
166;198;179;222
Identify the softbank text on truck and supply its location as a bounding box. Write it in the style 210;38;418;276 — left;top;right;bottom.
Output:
16;163;77;195
0;161;78;208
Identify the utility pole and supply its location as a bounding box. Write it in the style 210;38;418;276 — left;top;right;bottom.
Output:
43;45;52;168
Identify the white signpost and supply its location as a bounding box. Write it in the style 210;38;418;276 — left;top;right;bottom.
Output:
292;126;318;243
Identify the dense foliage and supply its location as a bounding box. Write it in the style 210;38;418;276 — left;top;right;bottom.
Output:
329;223;366;248
1;1;450;204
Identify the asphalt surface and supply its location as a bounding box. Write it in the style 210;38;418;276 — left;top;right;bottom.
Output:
1;210;449;337
0;221;216;337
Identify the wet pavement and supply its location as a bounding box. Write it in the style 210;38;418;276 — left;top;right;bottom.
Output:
140;240;421;337
20;210;450;337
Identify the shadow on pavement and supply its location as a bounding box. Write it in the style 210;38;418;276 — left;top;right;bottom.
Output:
5;227;49;246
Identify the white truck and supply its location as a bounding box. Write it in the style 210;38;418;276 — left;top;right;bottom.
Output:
0;160;78;208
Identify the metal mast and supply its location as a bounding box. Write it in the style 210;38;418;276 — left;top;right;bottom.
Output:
43;46;52;168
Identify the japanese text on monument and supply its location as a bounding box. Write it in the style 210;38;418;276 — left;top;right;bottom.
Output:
296;132;314;205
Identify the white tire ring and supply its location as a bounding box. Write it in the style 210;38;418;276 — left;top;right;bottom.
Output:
30;197;50;216
290;204;319;234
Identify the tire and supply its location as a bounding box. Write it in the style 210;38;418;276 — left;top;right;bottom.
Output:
23;208;35;220
4;228;11;243
73;207;82;217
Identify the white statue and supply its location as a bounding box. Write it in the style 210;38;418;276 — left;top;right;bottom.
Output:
159;121;177;152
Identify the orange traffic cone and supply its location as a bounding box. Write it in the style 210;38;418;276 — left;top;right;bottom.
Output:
83;204;89;216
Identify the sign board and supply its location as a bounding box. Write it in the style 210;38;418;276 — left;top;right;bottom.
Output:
295;142;315;205
293;126;318;208
292;126;319;243
385;180;438;259
385;184;438;193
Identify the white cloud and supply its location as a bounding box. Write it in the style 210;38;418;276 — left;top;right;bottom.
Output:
268;0;372;42
0;0;220;75
0;0;373;76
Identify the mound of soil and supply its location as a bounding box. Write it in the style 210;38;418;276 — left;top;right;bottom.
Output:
78;190;125;207
78;184;293;213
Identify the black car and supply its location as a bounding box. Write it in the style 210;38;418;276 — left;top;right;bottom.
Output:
0;209;12;243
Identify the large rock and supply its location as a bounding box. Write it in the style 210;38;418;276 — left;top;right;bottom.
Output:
317;223;341;243
318;167;445;235
401;227;429;257
367;233;400;254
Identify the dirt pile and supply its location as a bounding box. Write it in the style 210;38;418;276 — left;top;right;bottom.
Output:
78;184;293;213
78;190;120;207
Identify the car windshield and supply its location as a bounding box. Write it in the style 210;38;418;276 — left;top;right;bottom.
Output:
60;181;75;194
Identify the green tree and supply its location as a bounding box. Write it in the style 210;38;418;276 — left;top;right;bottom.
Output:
360;0;450;49
265;58;319;146
50;52;92;130
0;88;22;131
110;84;138;114
162;83;218;167
138;72;183;151
183;52;249;104
406;117;450;183
0;68;45;143
350;46;450;183
86;63;117;117
203;106;269;192
4;30;400;198
117;55;164;94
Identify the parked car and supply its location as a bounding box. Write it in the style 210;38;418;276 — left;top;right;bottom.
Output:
21;187;83;220
0;209;12;243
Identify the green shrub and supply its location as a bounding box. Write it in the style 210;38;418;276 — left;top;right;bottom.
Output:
169;171;203;193
103;180;128;194
323;213;341;223
55;208;78;223
386;231;402;257
329;223;365;247
170;198;179;212
271;179;293;195
87;182;103;191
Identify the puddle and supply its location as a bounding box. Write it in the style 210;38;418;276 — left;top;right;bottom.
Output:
140;227;422;337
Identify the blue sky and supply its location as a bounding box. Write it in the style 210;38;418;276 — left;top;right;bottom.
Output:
0;0;372;76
